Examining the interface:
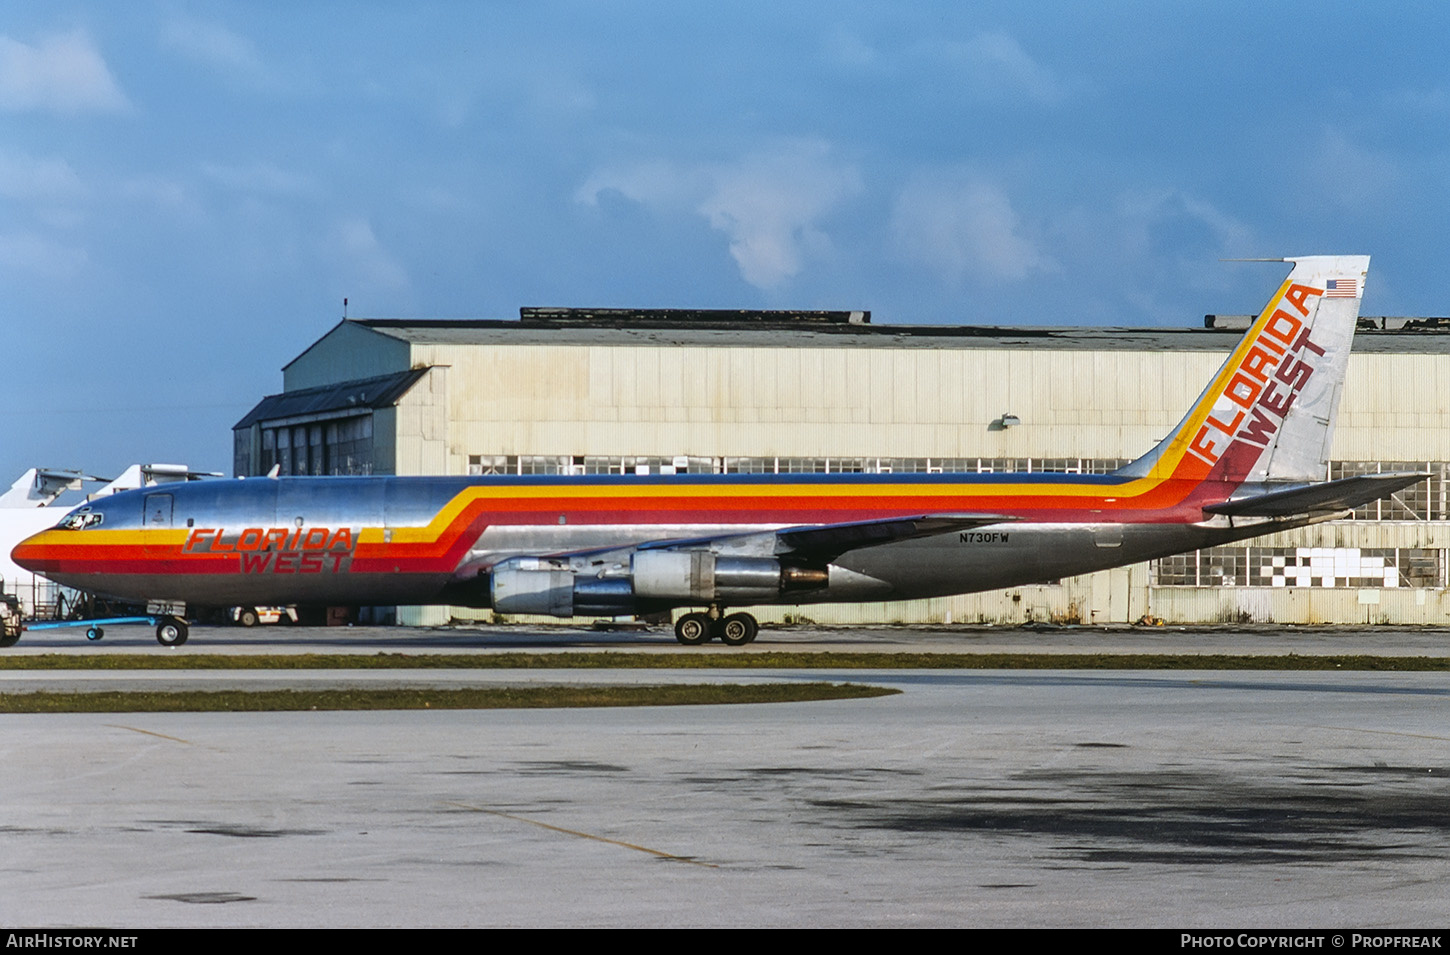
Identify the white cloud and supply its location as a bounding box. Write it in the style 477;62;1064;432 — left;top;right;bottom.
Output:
120;176;206;223
525;73;596;120
1307;129;1400;211
160;18;272;88
202;162;313;197
0;150;85;202
327;217;409;291
0;31;128;113
823;26;879;70
926;31;1069;105
0;231;88;278
1383;86;1450;115
1044;189;1258;323
577;141;861;289
891;175;1054;284
576;160;703;210
1113;188;1254;259
696;145;862;289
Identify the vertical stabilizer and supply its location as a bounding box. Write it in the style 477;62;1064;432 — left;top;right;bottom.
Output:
0;469;93;508
1116;255;1369;486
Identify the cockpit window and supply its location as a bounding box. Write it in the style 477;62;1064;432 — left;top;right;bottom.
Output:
58;509;104;530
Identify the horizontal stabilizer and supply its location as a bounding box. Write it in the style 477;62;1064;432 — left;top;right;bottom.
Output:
1203;472;1430;518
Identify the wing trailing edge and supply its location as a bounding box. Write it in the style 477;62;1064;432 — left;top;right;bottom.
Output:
561;512;1017;564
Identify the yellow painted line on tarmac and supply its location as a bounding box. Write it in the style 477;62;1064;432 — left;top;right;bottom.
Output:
105;723;195;744
445;801;718;868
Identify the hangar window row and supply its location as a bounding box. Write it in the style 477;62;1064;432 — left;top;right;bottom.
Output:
1152;547;1442;589
464;455;1446;520
466;454;1131;477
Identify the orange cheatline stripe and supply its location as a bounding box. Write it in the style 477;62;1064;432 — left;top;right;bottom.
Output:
386;473;1172;542
17;470;1227;574
1144;279;1293;480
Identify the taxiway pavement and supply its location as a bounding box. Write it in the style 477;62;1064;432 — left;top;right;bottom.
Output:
2;625;1448;928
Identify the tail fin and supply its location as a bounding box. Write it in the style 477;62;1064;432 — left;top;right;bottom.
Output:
1117;255;1369;485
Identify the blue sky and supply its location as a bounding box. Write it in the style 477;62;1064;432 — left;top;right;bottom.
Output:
3;2;1448;481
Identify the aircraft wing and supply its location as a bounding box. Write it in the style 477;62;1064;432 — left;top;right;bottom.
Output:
772;513;1018;559
544;512;1017;566
1203;472;1431;518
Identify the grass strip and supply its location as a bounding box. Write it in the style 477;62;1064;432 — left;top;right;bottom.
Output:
0;681;898;713
1;652;1449;671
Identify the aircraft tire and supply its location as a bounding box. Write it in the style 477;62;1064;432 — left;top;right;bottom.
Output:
156;618;189;647
674;612;712;646
0;633;18;648
718;613;758;647
86;626;104;641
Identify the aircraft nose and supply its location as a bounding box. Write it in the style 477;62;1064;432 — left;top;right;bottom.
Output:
11;528;60;574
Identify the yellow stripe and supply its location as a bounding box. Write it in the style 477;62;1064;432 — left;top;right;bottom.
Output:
34;471;1182;552
388;474;1171;541
1143;278;1293;478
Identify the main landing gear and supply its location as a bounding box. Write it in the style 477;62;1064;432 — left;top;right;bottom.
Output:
673;609;760;647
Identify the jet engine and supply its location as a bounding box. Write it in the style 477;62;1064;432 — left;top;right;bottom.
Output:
489;551;828;617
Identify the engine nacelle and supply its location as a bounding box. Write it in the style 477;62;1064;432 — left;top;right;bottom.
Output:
633;551;784;602
490;557;574;616
489;552;828;618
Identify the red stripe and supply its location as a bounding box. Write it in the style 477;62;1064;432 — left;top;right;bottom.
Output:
18;474;1235;578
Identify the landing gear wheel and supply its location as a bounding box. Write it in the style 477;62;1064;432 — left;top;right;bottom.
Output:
156;617;189;647
86;626;104;641
0;633;18;648
237;608;259;628
674;612;712;646
718;612;759;647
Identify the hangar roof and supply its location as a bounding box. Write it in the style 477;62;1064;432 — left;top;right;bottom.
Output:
235;367;429;430
342;314;1450;355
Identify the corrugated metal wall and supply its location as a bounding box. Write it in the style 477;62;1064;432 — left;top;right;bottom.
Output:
286;328;1450;626
410;342;1231;462
283;322;412;391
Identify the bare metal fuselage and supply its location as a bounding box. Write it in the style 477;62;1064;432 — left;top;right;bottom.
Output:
12;473;1300;613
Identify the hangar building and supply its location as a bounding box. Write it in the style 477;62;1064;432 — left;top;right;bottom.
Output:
233;308;1450;627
